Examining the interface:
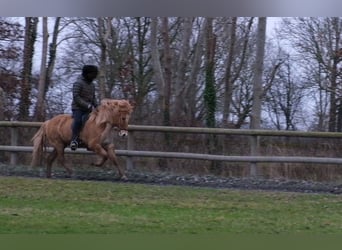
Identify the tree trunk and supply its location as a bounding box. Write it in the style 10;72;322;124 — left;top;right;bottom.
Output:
203;18;219;172
173;17;193;123
0;87;4;120
204;18;217;128
45;17;60;91
250;17;267;130
186;19;205;126
97;17;113;100
329;17;341;132
223;17;254;128
222;17;237;126
161;17;172;128
250;17;267;177
18;17;38;120
150;17;165;123
151;17;170;168
34;17;48;121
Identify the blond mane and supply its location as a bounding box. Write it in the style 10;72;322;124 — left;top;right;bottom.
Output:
88;99;133;126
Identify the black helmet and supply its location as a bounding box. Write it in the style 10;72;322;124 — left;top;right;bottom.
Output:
82;65;98;76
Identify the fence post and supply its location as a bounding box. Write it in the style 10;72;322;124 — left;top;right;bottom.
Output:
10;126;18;165
249;135;260;177
126;131;134;170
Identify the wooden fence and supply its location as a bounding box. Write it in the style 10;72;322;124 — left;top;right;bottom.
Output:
1;121;342;177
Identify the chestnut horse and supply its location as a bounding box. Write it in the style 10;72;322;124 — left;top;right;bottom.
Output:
30;99;133;180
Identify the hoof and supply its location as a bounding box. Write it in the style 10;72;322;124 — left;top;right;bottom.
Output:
68;173;77;179
92;161;105;167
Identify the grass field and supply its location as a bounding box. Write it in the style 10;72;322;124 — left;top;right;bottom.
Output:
0;176;341;234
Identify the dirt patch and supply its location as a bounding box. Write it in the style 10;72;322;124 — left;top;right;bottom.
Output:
1;163;341;194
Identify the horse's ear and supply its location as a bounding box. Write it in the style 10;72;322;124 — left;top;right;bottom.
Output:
100;99;111;106
128;99;136;110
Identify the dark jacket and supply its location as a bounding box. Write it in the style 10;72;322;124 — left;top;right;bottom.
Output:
71;76;98;111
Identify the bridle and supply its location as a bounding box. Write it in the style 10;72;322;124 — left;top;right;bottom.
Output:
117;111;129;137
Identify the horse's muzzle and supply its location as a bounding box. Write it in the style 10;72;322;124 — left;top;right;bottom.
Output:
118;130;128;137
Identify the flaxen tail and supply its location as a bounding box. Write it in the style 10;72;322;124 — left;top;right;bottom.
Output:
30;122;47;167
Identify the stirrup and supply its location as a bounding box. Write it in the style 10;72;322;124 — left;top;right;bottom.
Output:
70;140;78;151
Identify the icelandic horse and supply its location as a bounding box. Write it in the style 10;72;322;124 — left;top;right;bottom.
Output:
30;99;133;180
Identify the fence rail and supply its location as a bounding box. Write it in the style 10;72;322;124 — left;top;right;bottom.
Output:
1;121;342;177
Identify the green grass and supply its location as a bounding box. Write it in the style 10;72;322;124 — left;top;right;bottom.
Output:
0;176;341;234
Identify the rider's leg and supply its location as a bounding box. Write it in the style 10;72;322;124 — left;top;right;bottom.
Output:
70;110;83;150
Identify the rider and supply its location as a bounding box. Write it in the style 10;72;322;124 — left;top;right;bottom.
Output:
70;65;99;150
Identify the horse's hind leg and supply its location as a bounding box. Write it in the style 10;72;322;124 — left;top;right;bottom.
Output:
50;144;73;177
46;149;57;178
46;147;72;178
57;147;73;177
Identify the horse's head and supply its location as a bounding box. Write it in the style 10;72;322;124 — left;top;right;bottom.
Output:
95;99;133;137
116;107;131;137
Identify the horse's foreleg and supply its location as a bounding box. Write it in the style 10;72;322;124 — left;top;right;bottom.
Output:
92;144;108;167
92;144;126;180
92;155;108;167
106;144;127;180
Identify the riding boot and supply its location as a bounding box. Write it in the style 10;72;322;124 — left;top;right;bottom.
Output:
70;136;79;151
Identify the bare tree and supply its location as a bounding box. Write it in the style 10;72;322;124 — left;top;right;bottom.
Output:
250;17;267;177
265;54;305;130
161;17;172;127
184;18;205;126
204;17;217;128
45;17;61;90
173;17;194;123
0;18;23;120
281;17;342;131
150;17;165;125
18;17;38;120
97;17;113;100
0;18;23;61
222;17;237;126
34;17;48;121
308;64;330;131
121;17;152;123
250;17;267;130
33;17;63;121
0;86;4;120
219;17;255;128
